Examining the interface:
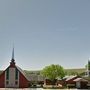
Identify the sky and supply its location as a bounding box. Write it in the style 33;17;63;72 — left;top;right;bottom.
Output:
0;0;90;70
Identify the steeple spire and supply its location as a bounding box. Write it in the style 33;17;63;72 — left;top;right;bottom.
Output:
12;46;14;60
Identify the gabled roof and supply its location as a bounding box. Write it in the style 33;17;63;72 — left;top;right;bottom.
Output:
73;78;88;82
0;65;30;81
66;76;77;81
16;66;29;81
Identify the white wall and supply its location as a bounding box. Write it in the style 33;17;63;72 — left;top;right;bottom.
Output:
5;67;19;88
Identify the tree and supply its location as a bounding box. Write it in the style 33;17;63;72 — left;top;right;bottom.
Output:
41;64;65;82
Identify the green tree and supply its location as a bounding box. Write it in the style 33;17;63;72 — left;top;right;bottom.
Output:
41;64;65;82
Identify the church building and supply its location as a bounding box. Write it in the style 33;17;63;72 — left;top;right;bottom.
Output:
0;48;29;88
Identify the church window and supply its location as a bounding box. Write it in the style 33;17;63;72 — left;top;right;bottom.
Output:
15;68;18;80
6;68;9;80
15;81;18;85
6;81;9;85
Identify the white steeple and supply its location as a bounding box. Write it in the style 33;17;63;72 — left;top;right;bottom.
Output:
12;47;14;60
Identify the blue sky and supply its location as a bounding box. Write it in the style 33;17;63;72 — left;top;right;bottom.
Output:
0;0;90;70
